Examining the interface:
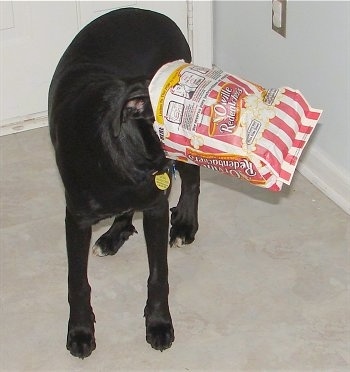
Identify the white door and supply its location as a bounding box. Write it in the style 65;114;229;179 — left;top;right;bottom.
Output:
0;1;212;134
0;1;78;126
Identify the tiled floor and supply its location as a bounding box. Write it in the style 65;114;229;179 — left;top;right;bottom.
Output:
0;127;349;371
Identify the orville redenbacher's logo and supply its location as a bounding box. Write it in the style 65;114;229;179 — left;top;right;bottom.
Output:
209;83;244;137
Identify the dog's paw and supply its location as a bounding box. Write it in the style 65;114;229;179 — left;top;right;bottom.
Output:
146;322;174;351
66;325;96;359
169;207;197;248
92;225;137;256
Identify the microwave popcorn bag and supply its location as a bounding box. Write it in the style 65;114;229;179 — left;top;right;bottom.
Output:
149;60;322;191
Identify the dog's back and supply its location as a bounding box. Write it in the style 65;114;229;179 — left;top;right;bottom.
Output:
51;8;191;79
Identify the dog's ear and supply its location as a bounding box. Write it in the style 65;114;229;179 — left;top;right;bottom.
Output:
124;95;154;120
112;81;154;137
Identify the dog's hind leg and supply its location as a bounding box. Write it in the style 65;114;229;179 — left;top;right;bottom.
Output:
65;208;96;358
170;162;200;247
143;197;174;351
92;211;137;256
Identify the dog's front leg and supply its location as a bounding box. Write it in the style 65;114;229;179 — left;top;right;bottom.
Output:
65;208;96;358
170;162;200;247
92;211;137;256
143;197;174;351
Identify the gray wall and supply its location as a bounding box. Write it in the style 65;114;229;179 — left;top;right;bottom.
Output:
213;1;350;186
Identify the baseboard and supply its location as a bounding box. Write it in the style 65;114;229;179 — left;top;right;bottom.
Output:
0;112;48;136
298;146;350;215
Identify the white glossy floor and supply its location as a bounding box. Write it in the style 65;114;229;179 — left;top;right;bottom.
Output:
0;127;349;371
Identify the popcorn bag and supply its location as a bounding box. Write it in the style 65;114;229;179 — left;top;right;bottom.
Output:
149;60;322;191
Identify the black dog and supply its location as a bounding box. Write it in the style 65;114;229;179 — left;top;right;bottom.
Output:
48;8;200;358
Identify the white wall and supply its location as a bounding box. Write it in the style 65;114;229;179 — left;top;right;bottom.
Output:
213;0;350;213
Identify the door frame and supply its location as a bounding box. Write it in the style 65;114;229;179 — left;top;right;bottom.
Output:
190;0;213;68
0;0;213;135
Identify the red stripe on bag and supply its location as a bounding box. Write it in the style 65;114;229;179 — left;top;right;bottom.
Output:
255;144;282;174
226;75;255;94
284;89;310;114
284;89;321;120
269;183;282;192
277;101;301;124
298;124;313;134
284;153;299;166
270;116;296;141
163;143;179;154
208;90;219;99
209;134;243;148
167;133;190;146
292;139;306;148
306;110;322;120
263;130;289;157
279;168;292;183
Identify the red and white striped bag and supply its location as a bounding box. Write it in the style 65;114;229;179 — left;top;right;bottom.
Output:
149;60;322;191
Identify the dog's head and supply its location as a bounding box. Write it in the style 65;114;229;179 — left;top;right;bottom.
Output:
100;79;168;181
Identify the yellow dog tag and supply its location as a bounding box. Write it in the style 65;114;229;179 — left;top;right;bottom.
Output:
155;172;170;190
